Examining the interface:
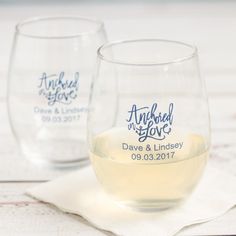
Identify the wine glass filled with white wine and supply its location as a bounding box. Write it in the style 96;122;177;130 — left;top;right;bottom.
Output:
88;39;210;210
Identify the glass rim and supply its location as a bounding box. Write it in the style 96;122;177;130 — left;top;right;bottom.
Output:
15;15;105;39
98;39;198;66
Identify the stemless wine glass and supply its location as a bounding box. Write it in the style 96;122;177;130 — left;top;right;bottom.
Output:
7;16;107;167
88;39;210;210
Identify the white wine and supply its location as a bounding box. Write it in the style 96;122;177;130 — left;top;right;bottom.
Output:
90;128;209;210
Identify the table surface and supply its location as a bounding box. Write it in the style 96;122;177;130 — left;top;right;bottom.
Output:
0;1;236;235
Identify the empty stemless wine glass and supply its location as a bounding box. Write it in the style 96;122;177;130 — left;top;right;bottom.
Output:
88;39;210;210
7;16;107;167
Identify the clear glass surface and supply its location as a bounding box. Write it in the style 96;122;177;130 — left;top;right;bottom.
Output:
7;16;107;167
88;39;210;210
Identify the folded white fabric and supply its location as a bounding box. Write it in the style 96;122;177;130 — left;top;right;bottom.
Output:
27;165;236;236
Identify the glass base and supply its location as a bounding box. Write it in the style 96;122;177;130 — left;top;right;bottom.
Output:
27;155;90;169
117;198;184;212
19;139;89;169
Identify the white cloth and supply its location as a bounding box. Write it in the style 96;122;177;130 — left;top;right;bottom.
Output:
27;165;236;236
